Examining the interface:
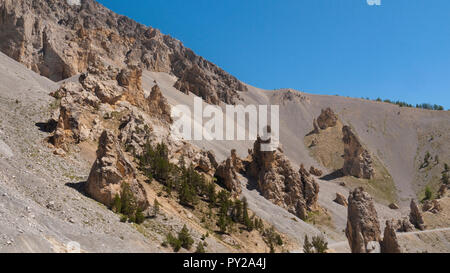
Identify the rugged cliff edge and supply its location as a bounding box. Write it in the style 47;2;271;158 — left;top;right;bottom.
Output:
0;0;247;104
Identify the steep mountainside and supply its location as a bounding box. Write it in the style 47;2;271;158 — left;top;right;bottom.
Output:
0;0;247;104
0;0;449;253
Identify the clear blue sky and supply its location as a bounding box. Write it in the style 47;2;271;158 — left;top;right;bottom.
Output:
96;0;450;109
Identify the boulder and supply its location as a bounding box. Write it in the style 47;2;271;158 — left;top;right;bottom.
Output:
309;166;323;177
334;193;348;207
388;203;399;210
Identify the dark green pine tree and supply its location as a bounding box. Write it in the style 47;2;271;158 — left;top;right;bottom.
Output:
178;225;194;250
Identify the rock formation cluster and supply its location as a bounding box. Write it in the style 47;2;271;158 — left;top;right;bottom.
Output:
0;0;247;105
246;138;320;220
86;130;149;210
422;199;442;214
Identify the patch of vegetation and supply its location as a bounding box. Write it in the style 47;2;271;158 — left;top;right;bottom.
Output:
164;232;182;252
263;226;284;253
420;151;432;169
137;140;285;252
163;225;194;252
372;98;446;111
303;234;328;253
305;210;334;229
424;186;433;201
178;224;194;250
195;241;206;253
112;184;145;224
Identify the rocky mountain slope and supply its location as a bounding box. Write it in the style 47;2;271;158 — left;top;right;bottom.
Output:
0;0;246;104
0;0;449;253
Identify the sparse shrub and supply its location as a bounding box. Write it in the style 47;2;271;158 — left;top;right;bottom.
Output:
138;141;171;183
195;242;206;253
217;214;229;234
113;183;145;224
178;225;194;250
276;234;283;246
442;172;449;185
312;235;328;253
206;182;216;205
303;235;314;253
112;194;122;213
420;152;431;169
166;232;181;252
153;198;160;217
424;186;433;201
135;209;145;224
303;234;328;253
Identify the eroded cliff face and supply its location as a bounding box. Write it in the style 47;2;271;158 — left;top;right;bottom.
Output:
342;126;375;179
0;0;247;104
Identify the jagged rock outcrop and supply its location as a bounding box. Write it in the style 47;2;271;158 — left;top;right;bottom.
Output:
147;84;172;123
0;0;247;105
316;108;338;130
409;200;425;230
422;200;442;214
309;166;323;177
48;57;173;151
381;220;401;253
395;217;414;232
195;150;219;175
79;62;128;105
247;138;319;220
299;165;320;212
119;110;153;156
345;187;381;253
173;64;246;105
342;126;375;179
171;143;218;176
48;81;101;149
86;130;149;210
215;150;244;195
334;193;348;207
